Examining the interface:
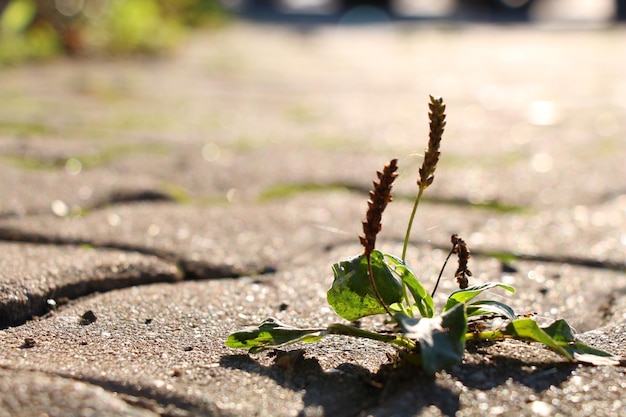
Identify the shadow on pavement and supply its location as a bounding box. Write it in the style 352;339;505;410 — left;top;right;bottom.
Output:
220;351;383;417
221;350;462;417
220;342;577;416
452;340;575;391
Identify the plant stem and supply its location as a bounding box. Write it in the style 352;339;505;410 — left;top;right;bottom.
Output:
431;240;457;298
327;323;416;350
464;330;507;341
401;186;425;261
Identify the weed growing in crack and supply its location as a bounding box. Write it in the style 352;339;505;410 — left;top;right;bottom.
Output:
226;96;625;374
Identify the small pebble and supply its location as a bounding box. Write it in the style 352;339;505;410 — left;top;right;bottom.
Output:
79;310;97;325
20;338;37;349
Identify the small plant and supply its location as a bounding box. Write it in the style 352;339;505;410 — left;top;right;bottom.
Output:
226;96;624;373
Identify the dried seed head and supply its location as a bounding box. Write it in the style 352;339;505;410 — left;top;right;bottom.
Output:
451;234;471;289
360;159;399;256
418;95;446;189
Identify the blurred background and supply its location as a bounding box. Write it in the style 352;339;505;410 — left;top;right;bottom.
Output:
1;0;624;64
1;0;625;216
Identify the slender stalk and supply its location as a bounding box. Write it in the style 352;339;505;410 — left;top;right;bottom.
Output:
464;330;507;341
430;239;457;298
401;186;425;261
327;323;416;350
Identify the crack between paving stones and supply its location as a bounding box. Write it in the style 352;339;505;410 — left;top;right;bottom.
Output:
324;237;626;273
261;181;528;213
0;188;178;221
0;229;266;279
0;230;277;329
0;365;216;417
0;267;182;330
77;378;219;417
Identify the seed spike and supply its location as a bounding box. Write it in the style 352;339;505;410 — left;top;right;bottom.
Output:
417;95;446;189
402;95;447;261
359;158;398;318
360;158;398;257
451;234;471;289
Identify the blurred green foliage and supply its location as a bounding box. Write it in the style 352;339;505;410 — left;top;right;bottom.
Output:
0;0;230;65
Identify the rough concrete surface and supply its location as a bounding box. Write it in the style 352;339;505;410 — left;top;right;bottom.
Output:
1;20;626;417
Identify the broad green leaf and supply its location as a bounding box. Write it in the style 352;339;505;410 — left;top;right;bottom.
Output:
395;303;467;374
382;253;434;318
444;282;515;312
541;319;622;363
225;318;326;353
541;319;576;343
327;251;403;321
504;318;573;360
466;300;516;321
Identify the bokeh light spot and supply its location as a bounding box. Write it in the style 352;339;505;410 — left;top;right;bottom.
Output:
531;152;554;173
527;100;561;126
51;200;69;217
201;143;221;162
65;158;82;175
55;0;84;17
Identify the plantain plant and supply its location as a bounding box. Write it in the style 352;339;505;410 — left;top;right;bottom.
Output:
226;96;624;374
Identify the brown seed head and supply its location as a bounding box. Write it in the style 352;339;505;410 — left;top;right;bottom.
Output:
418;95;446;189
360;159;399;256
451;234;472;289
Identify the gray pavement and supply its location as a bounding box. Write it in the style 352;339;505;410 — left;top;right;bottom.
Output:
1;22;626;416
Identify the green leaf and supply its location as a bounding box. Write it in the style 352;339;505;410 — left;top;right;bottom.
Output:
327;251;403;321
225;318;326;353
443;282;515;312
466;300;516;321
504;318;573;360
395;303;467;374
541;320;623;364
382;253;434;318
499;318;626;365
541;319;575;343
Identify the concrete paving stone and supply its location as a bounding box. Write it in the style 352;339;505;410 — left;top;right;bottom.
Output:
116;137;626;211
463;195;626;268
0;368;160;417
2;180;624;298
2;120;624;215
0;255;393;417
1;196;365;278
2;149;625;269
366;195;626;270
0;193;377;276
578;322;626;357
0;249;623;417
2;190;625;270
1;192;624;328
74;114;624;213
0;162;169;218
0;242;181;328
